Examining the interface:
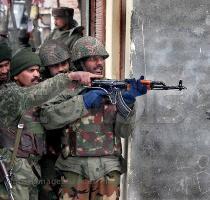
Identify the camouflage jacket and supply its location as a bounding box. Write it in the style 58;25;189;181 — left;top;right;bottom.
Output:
0;73;72;129
40;85;136;155
40;84;88;129
40;84;136;178
43;26;84;52
39;83;86;157
40;84;136;137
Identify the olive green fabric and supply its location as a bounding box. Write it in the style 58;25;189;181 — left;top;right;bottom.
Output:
0;42;12;62
42;26;83;54
0;149;40;200
56;156;125;182
0;73;72;128
10;49;41;77
40;91;88;130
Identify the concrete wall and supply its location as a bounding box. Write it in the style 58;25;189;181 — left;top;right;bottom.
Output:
105;0;122;79
128;0;210;199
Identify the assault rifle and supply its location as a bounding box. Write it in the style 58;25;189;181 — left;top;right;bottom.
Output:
140;79;186;90
83;79;186;118
0;156;14;200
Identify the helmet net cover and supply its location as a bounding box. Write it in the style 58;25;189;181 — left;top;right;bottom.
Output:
71;36;109;62
39;40;70;67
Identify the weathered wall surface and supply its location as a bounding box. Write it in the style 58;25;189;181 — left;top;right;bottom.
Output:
128;0;210;199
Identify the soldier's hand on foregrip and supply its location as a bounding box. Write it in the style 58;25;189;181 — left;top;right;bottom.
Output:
137;76;148;94
68;71;103;86
123;78;147;104
140;78;187;90
139;75;152;90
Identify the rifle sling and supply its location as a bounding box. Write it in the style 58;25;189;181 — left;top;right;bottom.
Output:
10;124;24;170
31;164;41;180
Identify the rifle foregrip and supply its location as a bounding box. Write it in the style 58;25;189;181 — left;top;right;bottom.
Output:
140;80;151;85
140;80;152;90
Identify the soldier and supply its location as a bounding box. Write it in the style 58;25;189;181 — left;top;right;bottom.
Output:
0;49;102;200
39;40;71;79
0;42;12;86
43;7;84;53
40;36;147;200
39;40;72;199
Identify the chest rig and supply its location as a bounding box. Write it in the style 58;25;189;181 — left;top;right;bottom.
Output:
61;104;122;157
0;108;46;158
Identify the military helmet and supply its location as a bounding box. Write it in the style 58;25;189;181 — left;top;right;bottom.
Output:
39;40;70;67
71;36;109;62
52;7;74;18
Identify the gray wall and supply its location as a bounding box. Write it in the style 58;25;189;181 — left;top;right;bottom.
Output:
128;0;210;199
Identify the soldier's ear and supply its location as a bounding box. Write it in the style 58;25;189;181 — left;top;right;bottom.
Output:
13;75;18;81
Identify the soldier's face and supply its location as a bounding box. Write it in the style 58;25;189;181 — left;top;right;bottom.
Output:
14;65;40;87
54;17;66;29
83;56;105;76
48;61;70;76
0;60;10;82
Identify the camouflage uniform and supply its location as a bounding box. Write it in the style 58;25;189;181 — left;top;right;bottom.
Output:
0;73;75;200
38;40;73;200
43;7;83;53
40;37;136;200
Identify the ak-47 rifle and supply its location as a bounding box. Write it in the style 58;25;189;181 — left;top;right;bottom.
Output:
0;157;14;200
83;78;187;118
0;122;24;200
90;79;186;91
140;79;186;90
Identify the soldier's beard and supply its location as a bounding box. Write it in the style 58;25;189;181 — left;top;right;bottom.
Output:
0;74;9;85
87;65;104;76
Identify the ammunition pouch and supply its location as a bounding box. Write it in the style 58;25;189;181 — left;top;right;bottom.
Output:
61;126;122;158
0;127;45;158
